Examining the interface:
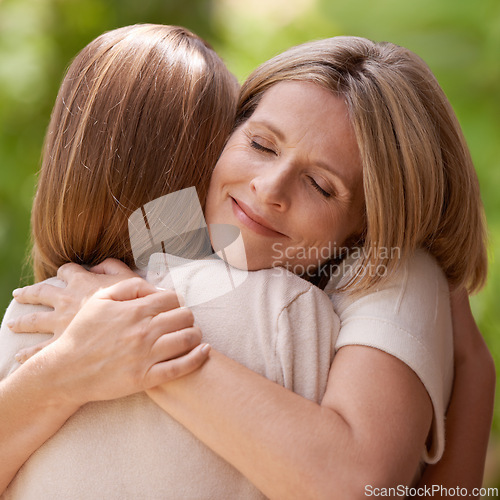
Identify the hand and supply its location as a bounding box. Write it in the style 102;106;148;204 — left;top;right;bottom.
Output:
30;277;209;407
10;259;138;362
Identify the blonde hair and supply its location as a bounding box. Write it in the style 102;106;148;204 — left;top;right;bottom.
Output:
237;36;487;293
32;24;238;281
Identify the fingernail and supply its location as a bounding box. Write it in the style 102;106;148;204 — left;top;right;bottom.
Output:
12;289;20;297
14;353;24;364
201;343;211;354
6;320;14;329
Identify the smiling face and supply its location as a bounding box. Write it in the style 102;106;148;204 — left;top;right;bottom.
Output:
205;80;365;273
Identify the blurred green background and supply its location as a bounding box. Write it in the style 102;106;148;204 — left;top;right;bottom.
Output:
1;0;499;485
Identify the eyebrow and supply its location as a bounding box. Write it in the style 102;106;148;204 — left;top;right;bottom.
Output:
316;161;350;192
248;119;285;142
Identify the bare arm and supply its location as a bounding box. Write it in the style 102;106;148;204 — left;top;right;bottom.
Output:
416;289;495;492
0;356;80;493
147;344;432;499
0;278;209;493
9;260;439;496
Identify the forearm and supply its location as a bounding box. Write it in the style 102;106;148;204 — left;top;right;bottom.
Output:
148;350;356;499
0;356;80;493
147;348;428;499
417;343;495;491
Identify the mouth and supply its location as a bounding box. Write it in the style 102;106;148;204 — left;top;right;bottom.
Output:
230;197;287;238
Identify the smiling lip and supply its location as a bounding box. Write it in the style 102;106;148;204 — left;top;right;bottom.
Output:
230;197;286;238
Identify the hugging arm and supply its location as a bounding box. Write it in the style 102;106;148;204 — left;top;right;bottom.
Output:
147;344;431;499
415;289;495;493
8;260;138;361
0;350;81;493
10;260;489;496
0;277;209;494
11;264;432;496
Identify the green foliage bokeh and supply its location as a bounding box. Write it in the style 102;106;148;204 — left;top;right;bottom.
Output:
1;0;499;482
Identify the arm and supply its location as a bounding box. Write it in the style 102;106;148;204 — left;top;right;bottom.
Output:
11;266;433;496
0;352;82;492
416;289;495;492
0;278;209;493
147;344;432;499
9;256;438;496
145;252;451;498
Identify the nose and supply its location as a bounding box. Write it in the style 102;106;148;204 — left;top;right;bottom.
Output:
249;163;292;211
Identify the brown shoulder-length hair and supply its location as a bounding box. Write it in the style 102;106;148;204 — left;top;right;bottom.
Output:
236;36;488;294
31;24;238;282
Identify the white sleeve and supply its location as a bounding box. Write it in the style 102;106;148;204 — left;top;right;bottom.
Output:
329;250;454;464
275;285;340;404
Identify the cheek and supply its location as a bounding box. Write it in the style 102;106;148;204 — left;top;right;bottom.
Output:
301;207;352;250
206;158;233;199
309;207;341;238
205;168;225;224
206;168;219;202
210;150;241;185
344;200;365;243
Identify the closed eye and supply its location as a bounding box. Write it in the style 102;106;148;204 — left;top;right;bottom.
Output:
250;140;276;155
308;177;331;198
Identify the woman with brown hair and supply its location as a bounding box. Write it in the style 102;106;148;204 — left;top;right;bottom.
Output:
0;24;344;497
2;34;494;497
30;24;237;280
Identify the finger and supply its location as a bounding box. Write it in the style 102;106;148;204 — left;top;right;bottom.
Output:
90;258;137;277
95;277;159;301
150;326;202;362
145;343;211;387
98;280;184;316
15;339;55;364
148;307;195;338
13;282;62;308
139;289;186;316
7;311;57;334
56;262;91;284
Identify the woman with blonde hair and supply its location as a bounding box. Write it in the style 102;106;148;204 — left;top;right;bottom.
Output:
143;37;492;493
4;34;494;497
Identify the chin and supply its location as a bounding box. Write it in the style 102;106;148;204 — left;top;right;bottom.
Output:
216;247;274;272
212;233;249;270
244;258;273;272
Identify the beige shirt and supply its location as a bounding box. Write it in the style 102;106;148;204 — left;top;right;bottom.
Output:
0;257;339;499
0;250;453;498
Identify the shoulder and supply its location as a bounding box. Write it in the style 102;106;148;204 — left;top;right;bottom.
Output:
259;269;339;403
330;249;449;329
328;250;453;463
148;252;333;312
253;266;335;311
328;249;452;364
